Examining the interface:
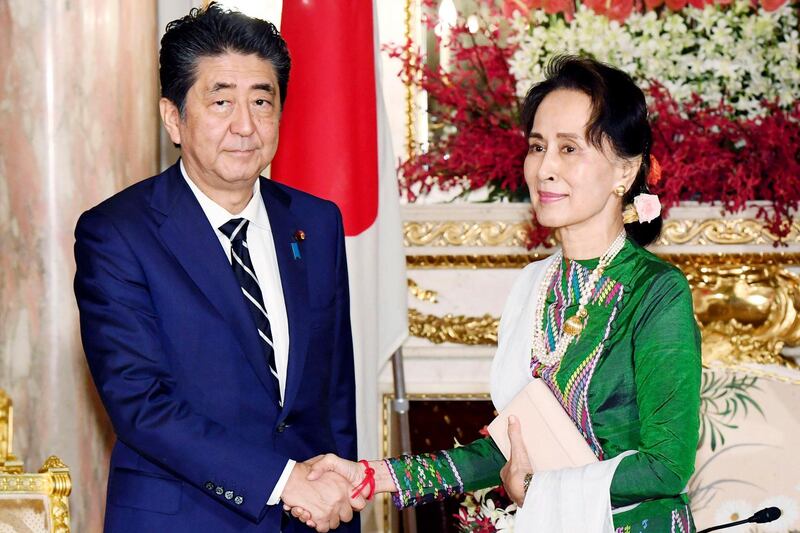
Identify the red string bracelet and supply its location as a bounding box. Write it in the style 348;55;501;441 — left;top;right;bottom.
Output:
351;460;376;500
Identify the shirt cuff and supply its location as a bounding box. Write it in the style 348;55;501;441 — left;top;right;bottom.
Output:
267;460;297;506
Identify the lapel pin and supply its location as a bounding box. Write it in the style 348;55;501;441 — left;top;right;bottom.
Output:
291;229;305;260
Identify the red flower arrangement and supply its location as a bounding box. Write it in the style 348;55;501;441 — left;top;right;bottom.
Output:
385;3;529;202
648;83;800;240
391;6;800;247
503;0;576;19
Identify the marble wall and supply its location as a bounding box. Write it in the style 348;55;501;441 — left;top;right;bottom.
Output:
0;1;159;530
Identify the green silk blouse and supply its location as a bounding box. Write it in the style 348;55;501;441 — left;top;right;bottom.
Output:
385;241;702;533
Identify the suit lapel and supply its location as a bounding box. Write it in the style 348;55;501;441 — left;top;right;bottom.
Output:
151;164;279;399
259;178;311;419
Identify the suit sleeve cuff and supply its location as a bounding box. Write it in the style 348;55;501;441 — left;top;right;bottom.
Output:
267;459;296;505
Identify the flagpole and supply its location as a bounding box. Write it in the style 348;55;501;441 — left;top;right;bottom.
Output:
391;348;418;533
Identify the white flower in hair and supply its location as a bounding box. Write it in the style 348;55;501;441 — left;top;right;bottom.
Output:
633;193;662;223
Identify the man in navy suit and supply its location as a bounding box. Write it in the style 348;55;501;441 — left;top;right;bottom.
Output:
74;4;362;531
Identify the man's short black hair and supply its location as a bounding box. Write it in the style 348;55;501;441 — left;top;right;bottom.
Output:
159;2;290;115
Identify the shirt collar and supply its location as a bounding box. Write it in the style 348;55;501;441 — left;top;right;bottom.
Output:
180;159;270;232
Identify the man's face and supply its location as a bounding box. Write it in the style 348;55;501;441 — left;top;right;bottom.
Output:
163;52;281;194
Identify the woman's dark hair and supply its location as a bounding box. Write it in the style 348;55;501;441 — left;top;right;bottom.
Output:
520;55;661;247
159;2;290;116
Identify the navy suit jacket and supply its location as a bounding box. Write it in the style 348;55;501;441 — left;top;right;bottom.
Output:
74;162;358;532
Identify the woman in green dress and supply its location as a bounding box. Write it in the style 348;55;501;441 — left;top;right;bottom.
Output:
293;56;701;533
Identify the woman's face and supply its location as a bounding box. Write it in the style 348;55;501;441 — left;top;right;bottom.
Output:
524;89;635;234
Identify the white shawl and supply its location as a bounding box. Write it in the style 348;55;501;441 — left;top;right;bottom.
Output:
490;254;636;533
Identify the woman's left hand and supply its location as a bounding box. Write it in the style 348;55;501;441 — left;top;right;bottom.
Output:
499;415;534;507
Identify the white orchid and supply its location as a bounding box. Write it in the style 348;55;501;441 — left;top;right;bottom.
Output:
508;0;800;117
457;485;519;532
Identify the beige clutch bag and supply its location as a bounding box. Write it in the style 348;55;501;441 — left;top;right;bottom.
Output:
488;379;598;471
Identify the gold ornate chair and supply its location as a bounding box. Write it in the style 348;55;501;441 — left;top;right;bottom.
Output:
0;389;71;533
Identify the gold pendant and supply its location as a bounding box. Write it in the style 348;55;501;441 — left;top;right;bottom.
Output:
563;308;588;336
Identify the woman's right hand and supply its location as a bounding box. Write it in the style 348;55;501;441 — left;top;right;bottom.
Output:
306;453;364;485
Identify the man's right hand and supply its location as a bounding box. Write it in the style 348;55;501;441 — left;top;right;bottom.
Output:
280;461;365;532
287;454;398;527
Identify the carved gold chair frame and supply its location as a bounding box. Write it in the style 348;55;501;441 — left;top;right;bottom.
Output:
0;389;72;533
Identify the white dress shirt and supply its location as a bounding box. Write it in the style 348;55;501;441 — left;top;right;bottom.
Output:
181;161;295;506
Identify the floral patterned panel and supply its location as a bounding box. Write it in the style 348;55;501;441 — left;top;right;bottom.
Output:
690;368;800;533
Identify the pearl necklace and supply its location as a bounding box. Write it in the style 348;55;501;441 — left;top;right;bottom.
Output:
531;231;627;367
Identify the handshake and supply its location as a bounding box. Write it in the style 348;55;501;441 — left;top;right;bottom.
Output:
279;416;532;532
280;454;390;532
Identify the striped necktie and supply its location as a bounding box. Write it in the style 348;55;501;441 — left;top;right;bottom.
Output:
218;218;281;405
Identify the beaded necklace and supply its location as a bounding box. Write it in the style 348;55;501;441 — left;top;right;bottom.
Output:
531;231;627;367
